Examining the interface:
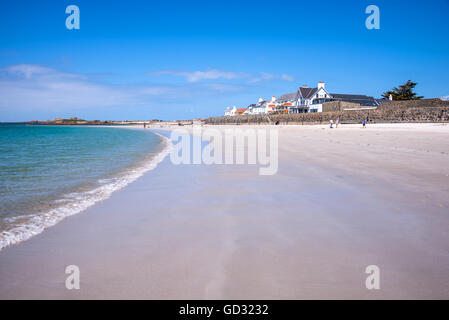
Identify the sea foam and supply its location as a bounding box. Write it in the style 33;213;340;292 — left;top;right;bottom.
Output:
0;133;172;251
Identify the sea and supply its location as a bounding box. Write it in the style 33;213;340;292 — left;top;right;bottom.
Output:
0;124;169;250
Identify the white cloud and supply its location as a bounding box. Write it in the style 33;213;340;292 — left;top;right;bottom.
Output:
149;69;294;84
280;74;295;81
0;64;246;114
0;64;294;120
0;64;134;111
150;69;248;82
3;64;86;80
249;72;295;83
201;83;243;92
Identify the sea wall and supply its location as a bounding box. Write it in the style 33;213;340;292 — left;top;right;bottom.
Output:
206;99;449;125
322;101;364;112
378;98;449;110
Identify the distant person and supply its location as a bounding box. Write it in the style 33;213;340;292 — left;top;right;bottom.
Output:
329;119;333;129
275;120;280;126
362;119;366;128
335;118;339;128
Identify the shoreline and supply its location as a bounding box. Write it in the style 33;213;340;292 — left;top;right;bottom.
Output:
1;123;449;299
0;127;171;251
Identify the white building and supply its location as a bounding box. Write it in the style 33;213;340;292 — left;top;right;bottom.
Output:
265;96;279;113
224;106;237;116
289;82;332;113
286;82;381;113
224;81;380;116
276;93;298;112
249;96;288;114
245;98;270;115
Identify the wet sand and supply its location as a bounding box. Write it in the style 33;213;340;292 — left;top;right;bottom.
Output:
1;123;449;299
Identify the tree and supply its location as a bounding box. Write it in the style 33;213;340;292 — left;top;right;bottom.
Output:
382;80;423;100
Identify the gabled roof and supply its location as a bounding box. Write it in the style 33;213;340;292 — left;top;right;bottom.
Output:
299;87;318;99
251;102;266;108
277;92;297;102
330;93;381;106
330;93;375;100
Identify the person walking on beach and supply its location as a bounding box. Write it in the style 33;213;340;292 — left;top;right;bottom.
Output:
362;119;366;128
329;119;334;129
336;118;339;128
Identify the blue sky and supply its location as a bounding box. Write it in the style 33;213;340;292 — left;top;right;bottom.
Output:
1;0;448;121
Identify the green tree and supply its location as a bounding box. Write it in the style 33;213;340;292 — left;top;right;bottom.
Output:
382;80;423;100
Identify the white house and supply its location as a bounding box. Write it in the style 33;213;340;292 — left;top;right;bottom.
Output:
287;82;381;113
288;82;332;113
224;106;237;116
224;81;380;116
245;98;269;115
265;96;280;113
276;92;298;112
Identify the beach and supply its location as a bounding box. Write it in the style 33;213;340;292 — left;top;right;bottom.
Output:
1;123;449;299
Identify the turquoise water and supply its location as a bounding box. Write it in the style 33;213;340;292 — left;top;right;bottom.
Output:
0;125;167;249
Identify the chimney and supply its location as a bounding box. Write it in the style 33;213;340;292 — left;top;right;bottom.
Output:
302;85;308;88
272;96;276;102
258;97;263;103
318;81;325;89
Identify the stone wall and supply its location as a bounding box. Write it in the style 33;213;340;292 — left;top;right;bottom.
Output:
322;101;363;112
207;99;449;125
378;98;449;109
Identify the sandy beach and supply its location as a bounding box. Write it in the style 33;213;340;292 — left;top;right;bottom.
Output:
1;123;449;299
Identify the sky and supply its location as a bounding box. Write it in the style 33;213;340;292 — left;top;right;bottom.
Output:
0;0;448;121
